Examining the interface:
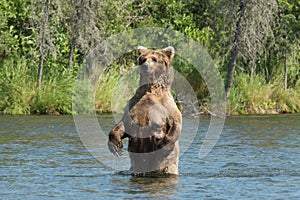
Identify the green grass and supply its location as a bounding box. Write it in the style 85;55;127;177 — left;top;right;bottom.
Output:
0;56;35;114
0;56;299;115
228;74;300;115
95;64;139;114
33;76;73;114
0;56;73;115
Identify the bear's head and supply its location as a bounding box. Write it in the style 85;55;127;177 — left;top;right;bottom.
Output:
137;46;175;88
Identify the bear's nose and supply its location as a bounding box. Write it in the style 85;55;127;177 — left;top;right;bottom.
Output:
140;63;151;73
139;57;147;65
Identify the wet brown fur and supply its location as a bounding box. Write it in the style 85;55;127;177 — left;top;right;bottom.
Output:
108;46;182;175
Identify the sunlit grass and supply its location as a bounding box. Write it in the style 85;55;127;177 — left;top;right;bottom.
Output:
0;56;73;114
228;74;300;115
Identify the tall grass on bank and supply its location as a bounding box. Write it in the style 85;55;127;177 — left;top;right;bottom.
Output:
33;76;73;115
95;62;300;115
0;56;35;114
228;74;300;115
1;56;299;115
95;63;139;114
95;66;121;113
0;56;73;114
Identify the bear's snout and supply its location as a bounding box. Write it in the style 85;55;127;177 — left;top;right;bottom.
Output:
140;63;152;74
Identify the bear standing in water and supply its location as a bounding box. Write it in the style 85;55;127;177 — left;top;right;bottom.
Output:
108;46;182;176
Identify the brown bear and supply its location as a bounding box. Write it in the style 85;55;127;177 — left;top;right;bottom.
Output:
108;46;182;176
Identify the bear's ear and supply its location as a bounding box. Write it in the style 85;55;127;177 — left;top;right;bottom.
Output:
162;46;175;61
137;46;149;56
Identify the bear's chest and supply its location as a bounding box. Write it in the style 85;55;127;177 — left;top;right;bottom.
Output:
129;93;171;127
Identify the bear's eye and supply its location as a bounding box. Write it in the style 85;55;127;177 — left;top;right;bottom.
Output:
152;57;157;62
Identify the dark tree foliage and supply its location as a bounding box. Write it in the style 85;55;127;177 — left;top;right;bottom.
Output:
0;0;299;114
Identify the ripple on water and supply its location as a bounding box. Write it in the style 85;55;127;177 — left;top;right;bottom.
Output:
0;115;299;199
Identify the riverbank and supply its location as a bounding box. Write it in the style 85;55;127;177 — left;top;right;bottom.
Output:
1;57;299;115
1;0;299;117
0;83;299;116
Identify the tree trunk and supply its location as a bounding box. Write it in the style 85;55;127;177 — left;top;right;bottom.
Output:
283;49;288;91
37;53;44;89
265;50;271;82
37;0;50;89
250;60;257;80
67;37;76;75
225;0;246;99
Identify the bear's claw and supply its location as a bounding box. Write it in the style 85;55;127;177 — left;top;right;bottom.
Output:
108;141;123;157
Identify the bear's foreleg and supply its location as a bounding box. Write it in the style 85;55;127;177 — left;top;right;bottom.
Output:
108;121;126;157
165;117;182;143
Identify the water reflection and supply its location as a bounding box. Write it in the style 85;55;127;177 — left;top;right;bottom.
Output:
125;175;179;199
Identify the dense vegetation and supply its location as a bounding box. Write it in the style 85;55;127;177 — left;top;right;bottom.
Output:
0;0;299;115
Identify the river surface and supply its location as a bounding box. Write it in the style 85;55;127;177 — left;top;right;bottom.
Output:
0;114;299;199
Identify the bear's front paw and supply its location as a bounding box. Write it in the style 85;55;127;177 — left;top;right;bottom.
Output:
108;135;123;157
108;141;123;157
151;132;165;145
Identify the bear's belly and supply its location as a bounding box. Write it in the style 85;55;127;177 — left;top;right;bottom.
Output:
128;138;179;175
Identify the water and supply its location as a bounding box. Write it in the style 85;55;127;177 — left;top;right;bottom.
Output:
0;114;299;199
